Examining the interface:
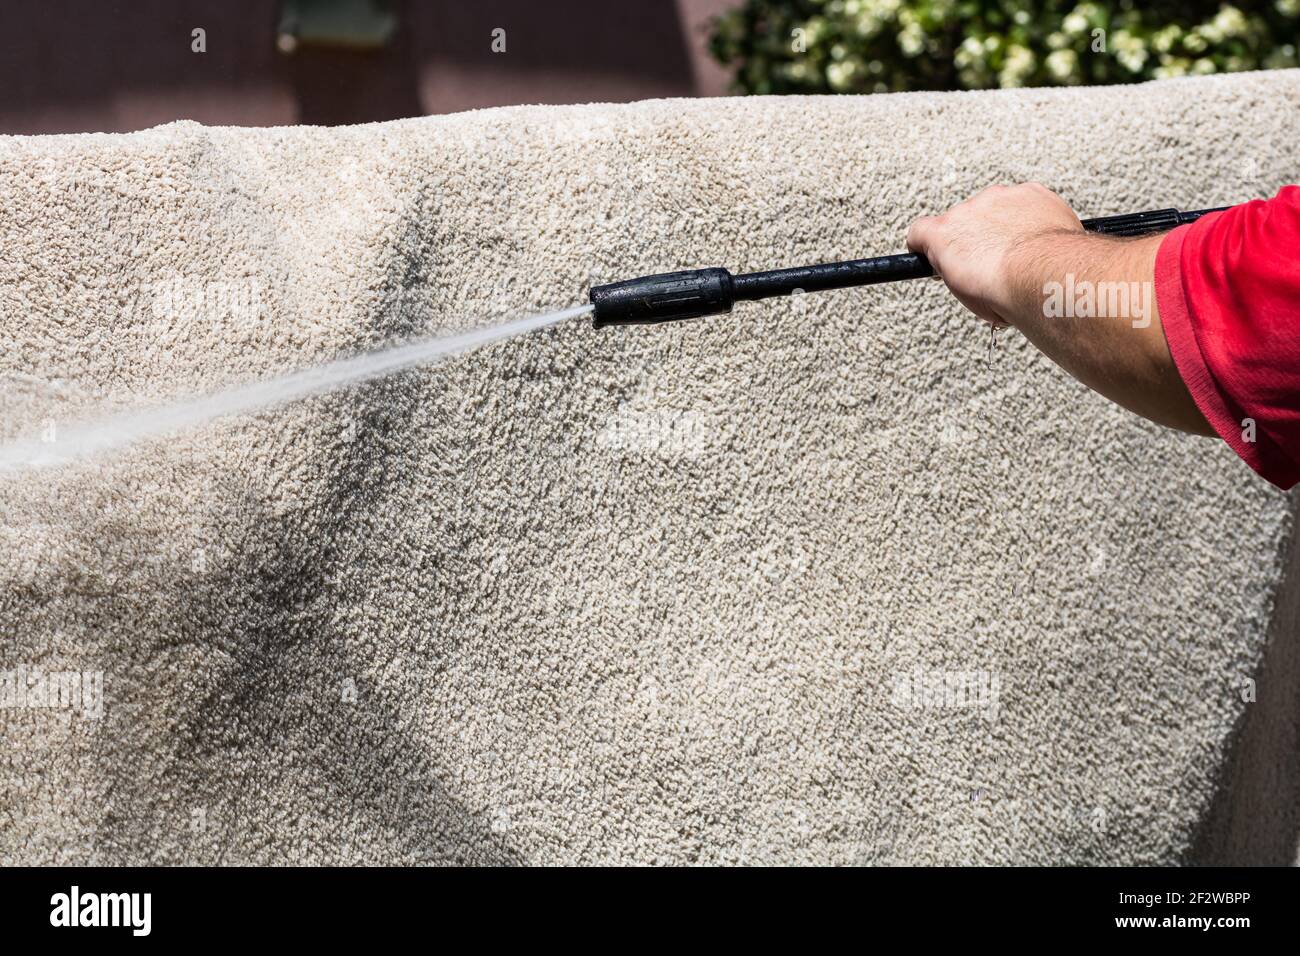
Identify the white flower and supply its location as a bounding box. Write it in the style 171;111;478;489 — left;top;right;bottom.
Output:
1154;58;1190;78
1112;30;1149;73
898;23;925;57
826;60;860;91
1046;49;1080;82
1211;6;1249;40
999;44;1036;87
1152;26;1182;54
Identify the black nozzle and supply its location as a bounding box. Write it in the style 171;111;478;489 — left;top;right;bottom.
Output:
590;267;734;328
589;205;1228;328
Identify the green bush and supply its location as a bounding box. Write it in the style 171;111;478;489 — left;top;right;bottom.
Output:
709;0;1300;93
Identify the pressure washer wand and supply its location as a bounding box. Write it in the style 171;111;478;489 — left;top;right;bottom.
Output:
589;206;1225;328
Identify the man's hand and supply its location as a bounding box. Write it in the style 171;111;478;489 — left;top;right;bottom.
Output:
906;183;1213;436
906;183;1083;328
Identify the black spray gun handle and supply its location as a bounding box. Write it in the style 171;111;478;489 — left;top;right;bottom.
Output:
589;206;1226;328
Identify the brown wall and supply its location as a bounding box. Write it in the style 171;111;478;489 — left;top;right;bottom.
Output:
0;0;736;134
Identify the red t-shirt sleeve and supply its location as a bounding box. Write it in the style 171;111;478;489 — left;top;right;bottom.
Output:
1156;185;1300;490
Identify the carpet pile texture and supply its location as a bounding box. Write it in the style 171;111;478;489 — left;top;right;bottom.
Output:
2;70;1299;864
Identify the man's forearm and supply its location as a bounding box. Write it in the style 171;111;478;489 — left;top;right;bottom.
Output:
906;184;1212;437
1002;231;1213;435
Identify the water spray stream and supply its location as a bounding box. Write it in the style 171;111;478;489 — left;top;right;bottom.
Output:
0;304;591;473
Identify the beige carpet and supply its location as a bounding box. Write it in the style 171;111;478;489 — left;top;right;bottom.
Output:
2;71;1299;865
